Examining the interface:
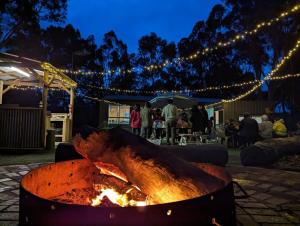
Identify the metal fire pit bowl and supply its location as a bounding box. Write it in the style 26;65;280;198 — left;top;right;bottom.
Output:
19;159;236;226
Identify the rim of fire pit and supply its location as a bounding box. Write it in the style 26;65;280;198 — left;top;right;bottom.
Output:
20;159;232;207
19;159;236;226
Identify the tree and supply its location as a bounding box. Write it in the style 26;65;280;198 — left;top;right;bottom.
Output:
222;0;300;112
135;32;178;90
0;0;67;49
95;31;133;90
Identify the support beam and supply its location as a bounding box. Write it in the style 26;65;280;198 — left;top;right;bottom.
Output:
0;80;3;104
68;88;75;140
41;70;49;148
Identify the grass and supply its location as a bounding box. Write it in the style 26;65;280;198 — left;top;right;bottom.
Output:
0;149;55;165
228;148;241;165
0;147;242;166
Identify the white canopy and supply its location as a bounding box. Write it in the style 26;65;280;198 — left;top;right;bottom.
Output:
149;94;198;109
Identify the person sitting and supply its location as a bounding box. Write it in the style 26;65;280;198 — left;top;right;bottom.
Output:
238;112;259;147
153;108;163;139
295;121;300;135
273;118;288;138
259;114;273;139
207;117;216;140
225;119;239;147
177;113;190;134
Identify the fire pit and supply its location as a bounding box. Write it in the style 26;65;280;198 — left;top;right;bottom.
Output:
19;159;236;226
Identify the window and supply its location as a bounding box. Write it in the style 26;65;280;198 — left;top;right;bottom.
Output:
108;105;130;125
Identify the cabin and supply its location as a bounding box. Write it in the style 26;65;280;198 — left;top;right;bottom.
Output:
0;53;77;151
206;100;275;125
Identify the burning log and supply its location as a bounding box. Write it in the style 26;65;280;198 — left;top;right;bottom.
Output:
73;128;230;204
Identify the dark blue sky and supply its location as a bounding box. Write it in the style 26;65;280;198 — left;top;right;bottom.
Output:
66;0;220;53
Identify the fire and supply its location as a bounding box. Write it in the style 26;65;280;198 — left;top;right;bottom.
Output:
91;188;147;207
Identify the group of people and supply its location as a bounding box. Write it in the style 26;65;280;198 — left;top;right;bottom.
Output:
129;99;212;145
225;112;291;148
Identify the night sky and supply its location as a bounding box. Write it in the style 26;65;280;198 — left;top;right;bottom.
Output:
66;0;220;53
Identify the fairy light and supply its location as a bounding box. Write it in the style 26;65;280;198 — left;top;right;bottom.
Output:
80;70;300;95
81;94;123;106
9;85;64;91
221;38;300;103
56;4;300;76
81;80;261;94
266;73;300;81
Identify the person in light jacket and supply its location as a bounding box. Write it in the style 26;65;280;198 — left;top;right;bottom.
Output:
140;102;152;139
259;114;273;139
162;99;178;145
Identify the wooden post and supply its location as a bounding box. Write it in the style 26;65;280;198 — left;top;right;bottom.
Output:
41;70;49;148
0;80;3;104
68;88;75;140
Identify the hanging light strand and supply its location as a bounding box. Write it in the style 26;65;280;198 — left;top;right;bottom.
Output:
80;80;261;94
80;94;123;106
221;38;300;104
57;4;300;76
8;72;300;93
9;85;62;91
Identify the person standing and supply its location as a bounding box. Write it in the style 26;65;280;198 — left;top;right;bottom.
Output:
162;99;178;145
130;104;141;136
190;105;202;133
140;102;152;139
198;104;209;134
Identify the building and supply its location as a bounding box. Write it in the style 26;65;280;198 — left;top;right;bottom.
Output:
207;100;275;125
98;94;220;128
0;53;76;151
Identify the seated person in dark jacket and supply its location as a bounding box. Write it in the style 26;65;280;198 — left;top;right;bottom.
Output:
225;119;239;147
238;113;259;146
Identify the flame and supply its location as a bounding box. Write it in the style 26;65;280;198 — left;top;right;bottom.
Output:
91;188;147;207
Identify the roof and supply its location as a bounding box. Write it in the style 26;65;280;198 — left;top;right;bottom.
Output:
103;95;154;102
103;94;220;104
0;52;77;89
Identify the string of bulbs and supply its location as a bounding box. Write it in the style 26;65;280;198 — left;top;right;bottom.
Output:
57;4;300;76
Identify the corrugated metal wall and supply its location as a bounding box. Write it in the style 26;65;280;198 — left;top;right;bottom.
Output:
0;107;43;149
223;101;274;121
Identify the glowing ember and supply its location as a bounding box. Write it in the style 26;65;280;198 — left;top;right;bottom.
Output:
91;188;147;207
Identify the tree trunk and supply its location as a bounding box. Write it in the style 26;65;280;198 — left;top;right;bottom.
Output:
73;128;230;204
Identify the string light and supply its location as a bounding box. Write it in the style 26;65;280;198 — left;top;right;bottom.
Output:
221;38;300;104
41;62;77;88
81;94;123;106
79;71;300;94
80;80;261;94
9;72;299;95
57;4;300;76
9;85;65;91
266;73;300;81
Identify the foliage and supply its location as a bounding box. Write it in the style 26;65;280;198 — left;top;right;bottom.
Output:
0;0;300;114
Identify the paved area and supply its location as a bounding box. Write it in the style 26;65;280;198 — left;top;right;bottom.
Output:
228;165;300;226
0;163;300;226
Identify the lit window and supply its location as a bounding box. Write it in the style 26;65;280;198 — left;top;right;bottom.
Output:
108;105;130;125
